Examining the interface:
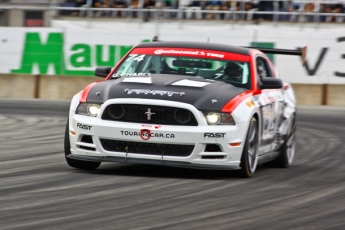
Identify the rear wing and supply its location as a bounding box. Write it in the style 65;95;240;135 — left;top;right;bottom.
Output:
246;46;307;66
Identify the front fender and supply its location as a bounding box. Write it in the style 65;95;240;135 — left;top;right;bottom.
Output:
68;91;82;131
232;98;262;146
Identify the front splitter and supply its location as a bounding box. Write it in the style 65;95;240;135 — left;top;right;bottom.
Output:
67;154;241;170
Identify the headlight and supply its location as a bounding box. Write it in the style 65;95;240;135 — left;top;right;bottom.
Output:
206;113;220;124
205;112;235;125
76;103;101;117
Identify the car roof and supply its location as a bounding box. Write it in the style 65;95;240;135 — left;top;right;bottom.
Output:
135;41;251;56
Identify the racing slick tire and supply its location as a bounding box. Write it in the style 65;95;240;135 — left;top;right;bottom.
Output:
266;116;296;168
64;120;101;170
238;117;259;178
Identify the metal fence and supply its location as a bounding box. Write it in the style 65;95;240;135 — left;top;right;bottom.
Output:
0;0;344;27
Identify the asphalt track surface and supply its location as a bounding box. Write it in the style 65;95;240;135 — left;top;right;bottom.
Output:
1;99;345;230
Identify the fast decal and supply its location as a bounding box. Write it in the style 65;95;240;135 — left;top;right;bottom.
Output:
204;133;226;138
125;89;185;96
77;123;92;130
120;130;175;140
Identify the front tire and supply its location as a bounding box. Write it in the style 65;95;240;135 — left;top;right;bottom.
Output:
64;120;101;170
238;117;259;178
269;117;296;168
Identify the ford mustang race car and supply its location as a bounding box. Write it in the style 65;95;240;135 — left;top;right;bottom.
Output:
64;39;306;177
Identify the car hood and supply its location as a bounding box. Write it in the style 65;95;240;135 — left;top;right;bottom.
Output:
87;74;247;111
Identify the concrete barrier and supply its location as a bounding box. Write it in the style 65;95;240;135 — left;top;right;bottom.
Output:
290;84;324;106
0;74;37;98
0;74;98;100
326;85;345;106
39;75;99;100
0;74;343;106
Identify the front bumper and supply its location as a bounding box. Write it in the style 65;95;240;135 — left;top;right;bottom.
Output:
68;99;249;170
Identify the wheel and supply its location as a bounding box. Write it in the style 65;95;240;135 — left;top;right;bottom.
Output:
64;120;101;170
238;117;259;178
268;117;296;168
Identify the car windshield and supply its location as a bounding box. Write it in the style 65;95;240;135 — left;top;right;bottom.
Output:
113;54;251;89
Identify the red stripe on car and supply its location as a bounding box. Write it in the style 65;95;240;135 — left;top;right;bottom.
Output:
80;82;98;103
222;90;262;113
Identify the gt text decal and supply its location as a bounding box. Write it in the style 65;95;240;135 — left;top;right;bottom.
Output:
77;123;92;130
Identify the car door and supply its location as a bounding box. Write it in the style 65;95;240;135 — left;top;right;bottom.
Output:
255;56;284;154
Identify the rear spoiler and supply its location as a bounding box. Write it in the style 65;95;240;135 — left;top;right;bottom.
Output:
246;46;307;66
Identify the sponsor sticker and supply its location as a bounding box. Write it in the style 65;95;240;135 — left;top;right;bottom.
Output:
141;125;162;129
120;130;175;141
246;100;255;108
140;129;150;140
112;72;150;78
153;49;224;58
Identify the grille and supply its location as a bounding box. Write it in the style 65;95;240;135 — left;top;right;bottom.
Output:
102;104;198;126
100;139;194;157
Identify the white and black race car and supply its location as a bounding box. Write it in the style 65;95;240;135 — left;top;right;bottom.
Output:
64;40;306;177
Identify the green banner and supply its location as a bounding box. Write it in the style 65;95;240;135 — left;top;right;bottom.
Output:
250;42;275;63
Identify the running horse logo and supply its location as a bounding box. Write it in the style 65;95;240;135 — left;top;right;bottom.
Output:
144;108;155;120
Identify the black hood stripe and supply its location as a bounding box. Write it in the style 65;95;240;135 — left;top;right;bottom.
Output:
87;74;246;111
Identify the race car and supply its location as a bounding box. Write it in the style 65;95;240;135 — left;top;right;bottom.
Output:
64;39;306;177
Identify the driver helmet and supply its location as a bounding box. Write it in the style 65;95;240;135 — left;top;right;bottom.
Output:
222;62;243;82
257;63;267;78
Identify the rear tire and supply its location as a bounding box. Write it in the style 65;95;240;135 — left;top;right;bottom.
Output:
238;117;259;178
64;120;101;170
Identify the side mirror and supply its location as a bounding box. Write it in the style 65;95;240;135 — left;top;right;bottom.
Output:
260;77;283;89
94;66;112;78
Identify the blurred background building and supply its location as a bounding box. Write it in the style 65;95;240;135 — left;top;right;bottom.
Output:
0;0;54;27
